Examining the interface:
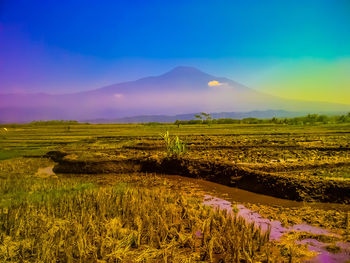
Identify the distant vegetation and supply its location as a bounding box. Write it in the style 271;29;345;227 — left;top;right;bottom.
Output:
28;120;81;126
143;122;163;126
2;114;350;127
174;113;350;126
1;120;85;128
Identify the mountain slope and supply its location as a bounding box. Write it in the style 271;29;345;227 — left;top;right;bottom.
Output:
0;66;349;123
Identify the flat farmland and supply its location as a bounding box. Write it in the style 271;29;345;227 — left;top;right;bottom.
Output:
1;123;350;262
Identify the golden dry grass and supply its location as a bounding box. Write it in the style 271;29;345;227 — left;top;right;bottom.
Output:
0;158;287;262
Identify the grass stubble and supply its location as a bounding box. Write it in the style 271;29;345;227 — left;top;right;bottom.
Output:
0;158;316;262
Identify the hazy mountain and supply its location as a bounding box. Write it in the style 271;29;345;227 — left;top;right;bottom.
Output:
0;66;349;123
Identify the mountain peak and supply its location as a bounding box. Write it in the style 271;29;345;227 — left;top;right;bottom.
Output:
165;66;207;74
161;66;213;79
169;66;202;73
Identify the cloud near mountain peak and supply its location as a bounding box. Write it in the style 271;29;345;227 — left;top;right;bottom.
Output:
208;80;225;87
114;93;124;99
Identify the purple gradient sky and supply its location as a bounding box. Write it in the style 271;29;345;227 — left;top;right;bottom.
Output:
1;0;350;104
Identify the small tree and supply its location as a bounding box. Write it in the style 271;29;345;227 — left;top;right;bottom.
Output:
174;120;181;128
194;114;203;123
194;112;212;126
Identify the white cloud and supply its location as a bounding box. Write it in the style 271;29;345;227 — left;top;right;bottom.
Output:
114;93;124;99
208;80;225;87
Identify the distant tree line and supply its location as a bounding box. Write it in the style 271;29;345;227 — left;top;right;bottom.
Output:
28;120;81;126
174;113;350;126
1;120;85;128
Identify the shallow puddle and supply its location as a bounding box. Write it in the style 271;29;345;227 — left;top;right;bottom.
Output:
161;174;350;262
299;239;350;263
35;165;56;177
203;195;350;263
163;174;350;211
203;195;338;240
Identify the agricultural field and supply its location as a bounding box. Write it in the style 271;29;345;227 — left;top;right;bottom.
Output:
0;122;350;262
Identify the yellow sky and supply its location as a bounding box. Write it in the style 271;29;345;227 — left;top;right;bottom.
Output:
256;58;350;105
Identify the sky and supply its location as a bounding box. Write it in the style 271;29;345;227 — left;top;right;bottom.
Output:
0;0;350;104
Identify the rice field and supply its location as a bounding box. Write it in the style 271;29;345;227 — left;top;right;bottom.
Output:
0;158;296;262
0;122;350;262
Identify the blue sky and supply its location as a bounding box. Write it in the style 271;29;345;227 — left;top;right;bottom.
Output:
1;0;349;103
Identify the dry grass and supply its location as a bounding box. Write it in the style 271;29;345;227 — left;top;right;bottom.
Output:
0;159;289;262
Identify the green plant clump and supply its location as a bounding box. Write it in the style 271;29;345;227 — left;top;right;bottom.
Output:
160;131;186;156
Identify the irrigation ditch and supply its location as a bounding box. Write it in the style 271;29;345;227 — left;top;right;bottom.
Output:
46;151;350;204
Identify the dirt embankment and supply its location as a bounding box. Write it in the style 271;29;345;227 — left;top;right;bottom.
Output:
46;151;350;204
